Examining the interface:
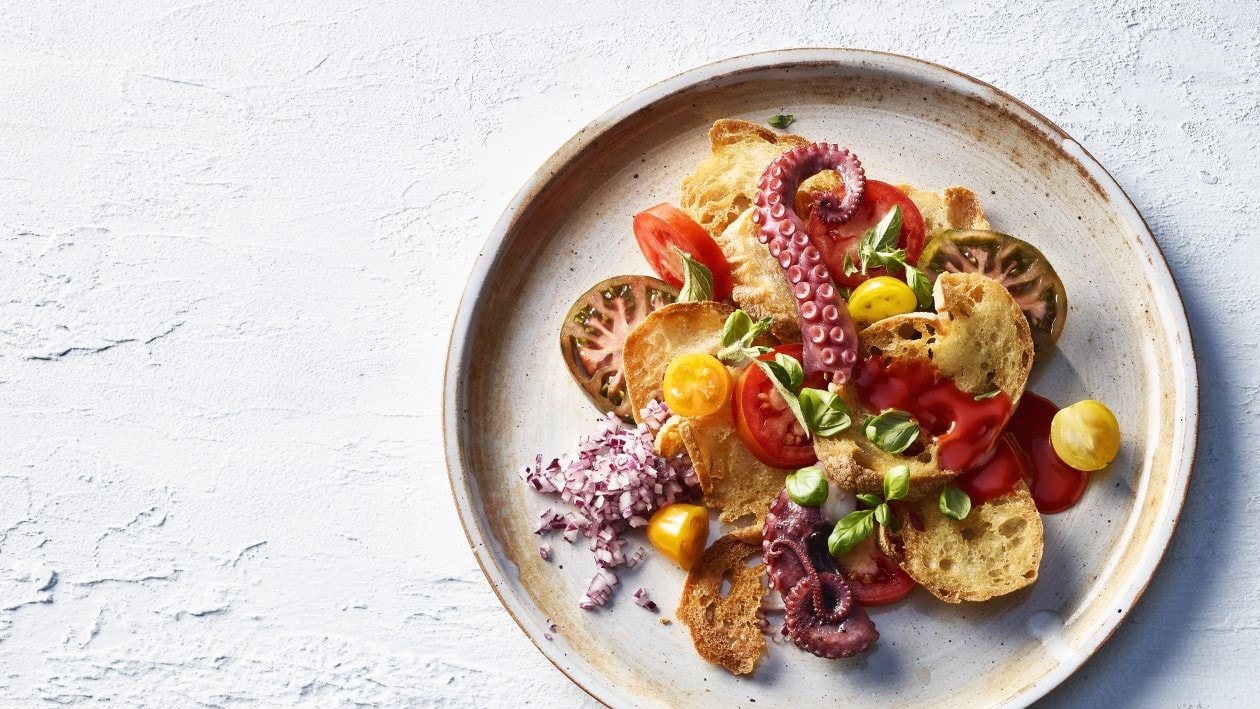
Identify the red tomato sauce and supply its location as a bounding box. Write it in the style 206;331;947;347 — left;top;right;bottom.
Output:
852;357;1013;472
954;434;1027;506
1006;392;1089;514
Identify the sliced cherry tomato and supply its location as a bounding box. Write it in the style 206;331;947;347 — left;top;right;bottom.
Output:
647;503;709;571
804;180;926;289
731;344;823;469
847;275;918;329
663;353;731;417
559;275;677;421
632;203;733;301
835;535;915;605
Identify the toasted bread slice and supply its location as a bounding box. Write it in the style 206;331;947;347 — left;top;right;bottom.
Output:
895;184;991;241
622;301;785;522
878;482;1043;602
623;301;737;422
815;273;1034;497
680;119;810;237
712;208;801;343
677;525;766;675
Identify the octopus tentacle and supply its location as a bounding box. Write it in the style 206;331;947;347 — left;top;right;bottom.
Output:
763;491;829;593
762;490;878;659
753;143;864;383
785;576;879;659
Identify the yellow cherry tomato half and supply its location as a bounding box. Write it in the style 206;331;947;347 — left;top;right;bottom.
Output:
1050;400;1121;471
663;353;731;417
647;503;710;570
847;276;918;329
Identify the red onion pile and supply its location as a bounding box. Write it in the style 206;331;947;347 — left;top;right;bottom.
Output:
520;401;698;609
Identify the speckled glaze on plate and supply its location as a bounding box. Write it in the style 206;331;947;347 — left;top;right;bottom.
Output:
443;49;1196;708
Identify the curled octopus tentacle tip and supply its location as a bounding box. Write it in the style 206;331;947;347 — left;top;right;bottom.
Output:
754;142;864;382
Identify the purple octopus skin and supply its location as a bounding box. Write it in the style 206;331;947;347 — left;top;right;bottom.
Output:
752;143;865;383
763;490;879;659
763;491;833;595
784;575;879;659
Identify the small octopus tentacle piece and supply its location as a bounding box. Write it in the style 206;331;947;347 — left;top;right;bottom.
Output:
785;577;879;659
752;143;865;383
762;491;879;659
768;539;851;624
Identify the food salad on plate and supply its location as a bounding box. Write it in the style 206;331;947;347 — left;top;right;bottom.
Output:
520;118;1122;675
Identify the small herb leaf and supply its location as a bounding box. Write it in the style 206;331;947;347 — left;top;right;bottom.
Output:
856;493;883;508
828;508;876;557
843;252;859;278
883;465;911;501
940;486;972;520
716;311;773;364
864;410;921;455
673;246;714;302
754;358;808;432
874;502;892;527
786;466;829;507
904;264;933;309
857;205;905;274
974;388;1001;401
768;114;795;129
798;387;852;437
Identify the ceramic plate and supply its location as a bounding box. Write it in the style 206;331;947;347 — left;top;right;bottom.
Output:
444;49;1196;707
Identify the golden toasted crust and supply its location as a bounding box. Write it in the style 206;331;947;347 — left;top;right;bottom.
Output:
815;273;1034;497
678;405;788;522
677;531;767;675
895;184;991;242
878;482;1043;603
680;119;809;237
622;301;785;521
712;208;801;343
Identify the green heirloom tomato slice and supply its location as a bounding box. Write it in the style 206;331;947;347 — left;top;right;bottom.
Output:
920;229;1067;358
560;275;678;421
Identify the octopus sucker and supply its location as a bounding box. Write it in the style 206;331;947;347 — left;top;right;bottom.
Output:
753;143;865;383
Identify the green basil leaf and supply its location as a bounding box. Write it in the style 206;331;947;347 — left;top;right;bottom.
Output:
785;466;828;507
973;388;1001;401
842;252;859;278
874;502;892;527
720;310;751;349
754;359;809;433
768;114;795;129
904;264;933;309
673;246;714;303
883;464;911;501
856;206;908;274
828;508;875;557
856;493;883;508
770;353;804;393
797;387;852;437
864;409;921;455
716;312;773;364
940;486;972;520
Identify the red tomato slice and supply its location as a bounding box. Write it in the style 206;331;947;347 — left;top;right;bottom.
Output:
835;535;916;605
805;180;927;289
632;203;733;301
731;344;822;469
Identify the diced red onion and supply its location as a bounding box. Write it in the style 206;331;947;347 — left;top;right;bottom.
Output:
520;406;698;610
539;544;551;561
632;587;658;611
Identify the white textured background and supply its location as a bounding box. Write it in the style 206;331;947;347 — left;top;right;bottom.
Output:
0;1;1256;706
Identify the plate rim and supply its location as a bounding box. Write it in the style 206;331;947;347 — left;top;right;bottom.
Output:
443;47;1199;708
